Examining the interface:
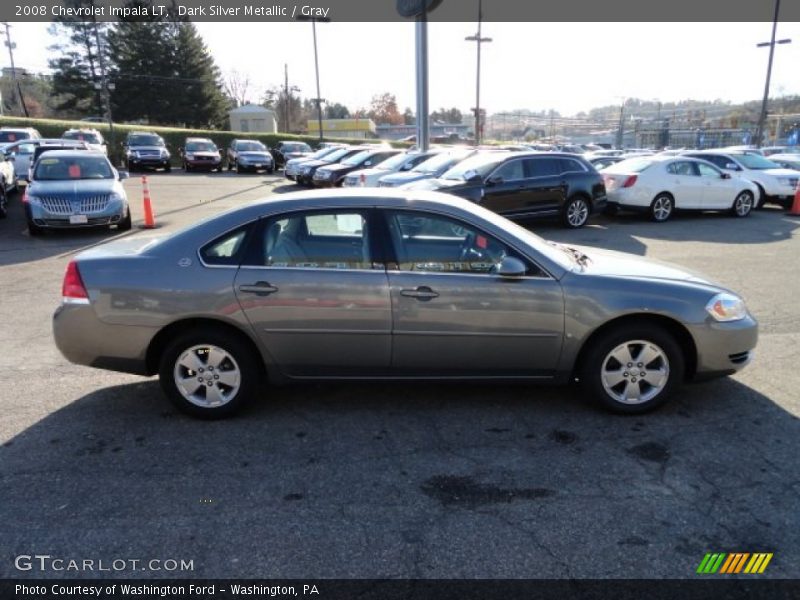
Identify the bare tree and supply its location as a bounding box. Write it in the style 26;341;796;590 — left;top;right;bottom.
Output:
223;69;251;107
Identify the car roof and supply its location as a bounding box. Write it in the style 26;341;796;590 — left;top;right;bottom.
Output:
34;149;104;158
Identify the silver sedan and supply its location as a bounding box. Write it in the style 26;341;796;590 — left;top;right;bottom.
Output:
53;190;757;418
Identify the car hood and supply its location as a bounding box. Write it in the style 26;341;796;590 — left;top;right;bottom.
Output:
761;168;799;178
238;151;271;159
573;244;720;287
348;167;387;178
284;151;310;159
320;163;355;173
402;177;469;191
301;159;329;169
381;171;432;184
29;179;122;195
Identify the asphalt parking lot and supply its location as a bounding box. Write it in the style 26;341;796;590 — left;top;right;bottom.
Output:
1;171;799;579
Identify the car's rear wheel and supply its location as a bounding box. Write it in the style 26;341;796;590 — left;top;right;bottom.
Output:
580;323;684;414
159;329;260;419
164;164;172;173
754;184;766;209
0;183;7;219
562;195;590;228
650;193;674;222
730;190;754;218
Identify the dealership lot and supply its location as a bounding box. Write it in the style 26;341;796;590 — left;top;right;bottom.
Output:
1;172;799;578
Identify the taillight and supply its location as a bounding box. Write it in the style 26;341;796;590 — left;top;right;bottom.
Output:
62;260;89;304
622;175;638;188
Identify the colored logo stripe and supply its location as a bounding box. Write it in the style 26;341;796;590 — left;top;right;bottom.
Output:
697;552;773;574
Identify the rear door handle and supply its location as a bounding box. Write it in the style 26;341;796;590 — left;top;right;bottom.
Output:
238;281;278;295
400;286;439;300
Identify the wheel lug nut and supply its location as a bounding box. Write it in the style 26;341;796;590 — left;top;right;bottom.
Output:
206;382;213;386
627;363;633;368
640;372;646;377
199;368;204;373
631;377;637;382
208;366;214;371
197;377;203;382
623;372;629;377
214;375;219;380
637;363;643;367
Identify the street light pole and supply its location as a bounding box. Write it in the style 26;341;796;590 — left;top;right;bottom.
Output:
91;18;115;163
754;0;791;148
311;20;324;142
465;0;491;145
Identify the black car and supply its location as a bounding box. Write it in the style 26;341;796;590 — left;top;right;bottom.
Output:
404;152;607;228
311;149;400;187
124;132;171;172
271;141;313;169
295;146;363;186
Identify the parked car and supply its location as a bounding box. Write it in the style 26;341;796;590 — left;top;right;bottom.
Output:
29;142;91;182
62;128;107;154
295;146;366;186
601;156;759;222
587;155;625;170
683;150;798;208
761;146;789;157
312;149;400;187
80;116;106;124
271;141;313;169
24;150;130;235
378;149;477;188
53;189;758;419
3;139;87;183
0;127;41;144
403;151;607;228
181;137;222;172
767;153;800;171
226;139;274;173
0;150;17;218
284;145;344;181
124;132;171;172
343;149;439;187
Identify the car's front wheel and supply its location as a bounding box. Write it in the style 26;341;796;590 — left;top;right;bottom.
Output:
562;195;590;228
159;329;261;419
580;323;684;414
0;183;7;219
730;190;754;218
117;206;132;231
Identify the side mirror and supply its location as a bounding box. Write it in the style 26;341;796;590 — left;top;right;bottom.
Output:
486;175;504;186
117;170;129;180
494;256;527;278
464;169;482;184
721;172;731;179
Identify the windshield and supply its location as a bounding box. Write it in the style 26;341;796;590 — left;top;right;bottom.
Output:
375;152;416;171
413;152;468;174
309;147;338;159
603;158;655;173
0;130;31;143
282;143;311;153
186;141;218;152
236;141;266;152
441;153;507;181
128;134;164;147
342;150;372;166
63;131;102;144
733;153;780;170
322;147;353;162
34;155;114;180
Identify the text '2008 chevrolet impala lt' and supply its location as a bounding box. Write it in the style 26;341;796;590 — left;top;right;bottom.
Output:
53;190;757;418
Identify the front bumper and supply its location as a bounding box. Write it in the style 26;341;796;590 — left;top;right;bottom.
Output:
687;314;758;378
186;158;221;169
27;198;127;229
129;156;170;168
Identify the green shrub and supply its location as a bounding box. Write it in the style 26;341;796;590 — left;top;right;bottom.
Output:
0;116;410;166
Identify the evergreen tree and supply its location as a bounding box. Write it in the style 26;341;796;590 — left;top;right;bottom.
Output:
47;0;108;116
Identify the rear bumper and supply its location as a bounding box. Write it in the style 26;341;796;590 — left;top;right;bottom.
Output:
53;303;157;375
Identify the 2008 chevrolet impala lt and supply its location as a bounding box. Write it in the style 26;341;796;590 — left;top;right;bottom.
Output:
53;190;757;418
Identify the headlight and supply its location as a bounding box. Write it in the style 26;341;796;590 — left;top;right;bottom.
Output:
160;149;169;157
301;166;312;174
776;177;793;186
705;292;747;322
185;153;194;160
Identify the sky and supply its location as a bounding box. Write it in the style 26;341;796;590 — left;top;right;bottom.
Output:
7;21;800;117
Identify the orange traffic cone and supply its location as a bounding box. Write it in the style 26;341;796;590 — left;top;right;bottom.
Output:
788;185;800;217
359;173;366;187
141;176;155;228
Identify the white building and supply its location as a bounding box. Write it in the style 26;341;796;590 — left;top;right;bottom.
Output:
229;104;277;133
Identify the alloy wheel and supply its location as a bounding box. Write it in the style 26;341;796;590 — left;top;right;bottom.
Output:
173;344;241;408
734;191;753;217
566;198;589;228
600;340;670;405
652;196;673;222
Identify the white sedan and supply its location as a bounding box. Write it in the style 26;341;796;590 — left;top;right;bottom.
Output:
342;150;438;187
602;156;758;222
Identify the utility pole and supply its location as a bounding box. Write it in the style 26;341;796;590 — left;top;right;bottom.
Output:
1;23;24;116
415;8;430;151
282;64;300;134
616;98;626;149
91;18;115;163
311;20;324;142
465;0;491;145
754;0;791;148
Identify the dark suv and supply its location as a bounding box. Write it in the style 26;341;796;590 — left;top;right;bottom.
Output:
405;152;607;228
124;132;171;172
271;141;313;169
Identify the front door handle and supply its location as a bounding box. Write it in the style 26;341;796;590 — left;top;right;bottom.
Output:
400;286;439;301
238;281;278;295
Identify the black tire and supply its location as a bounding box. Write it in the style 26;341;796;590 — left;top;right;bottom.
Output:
754;184;767;209
27;218;44;236
649;193;674;222
164;164;172;173
562;195;591;228
184;162;192;173
227;159;233;171
579;322;685;414
236;163;243;174
267;168;274;174
117;207;132;231
730;190;754;218
0;184;7;219
158;328;261;419
603;203;619;216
